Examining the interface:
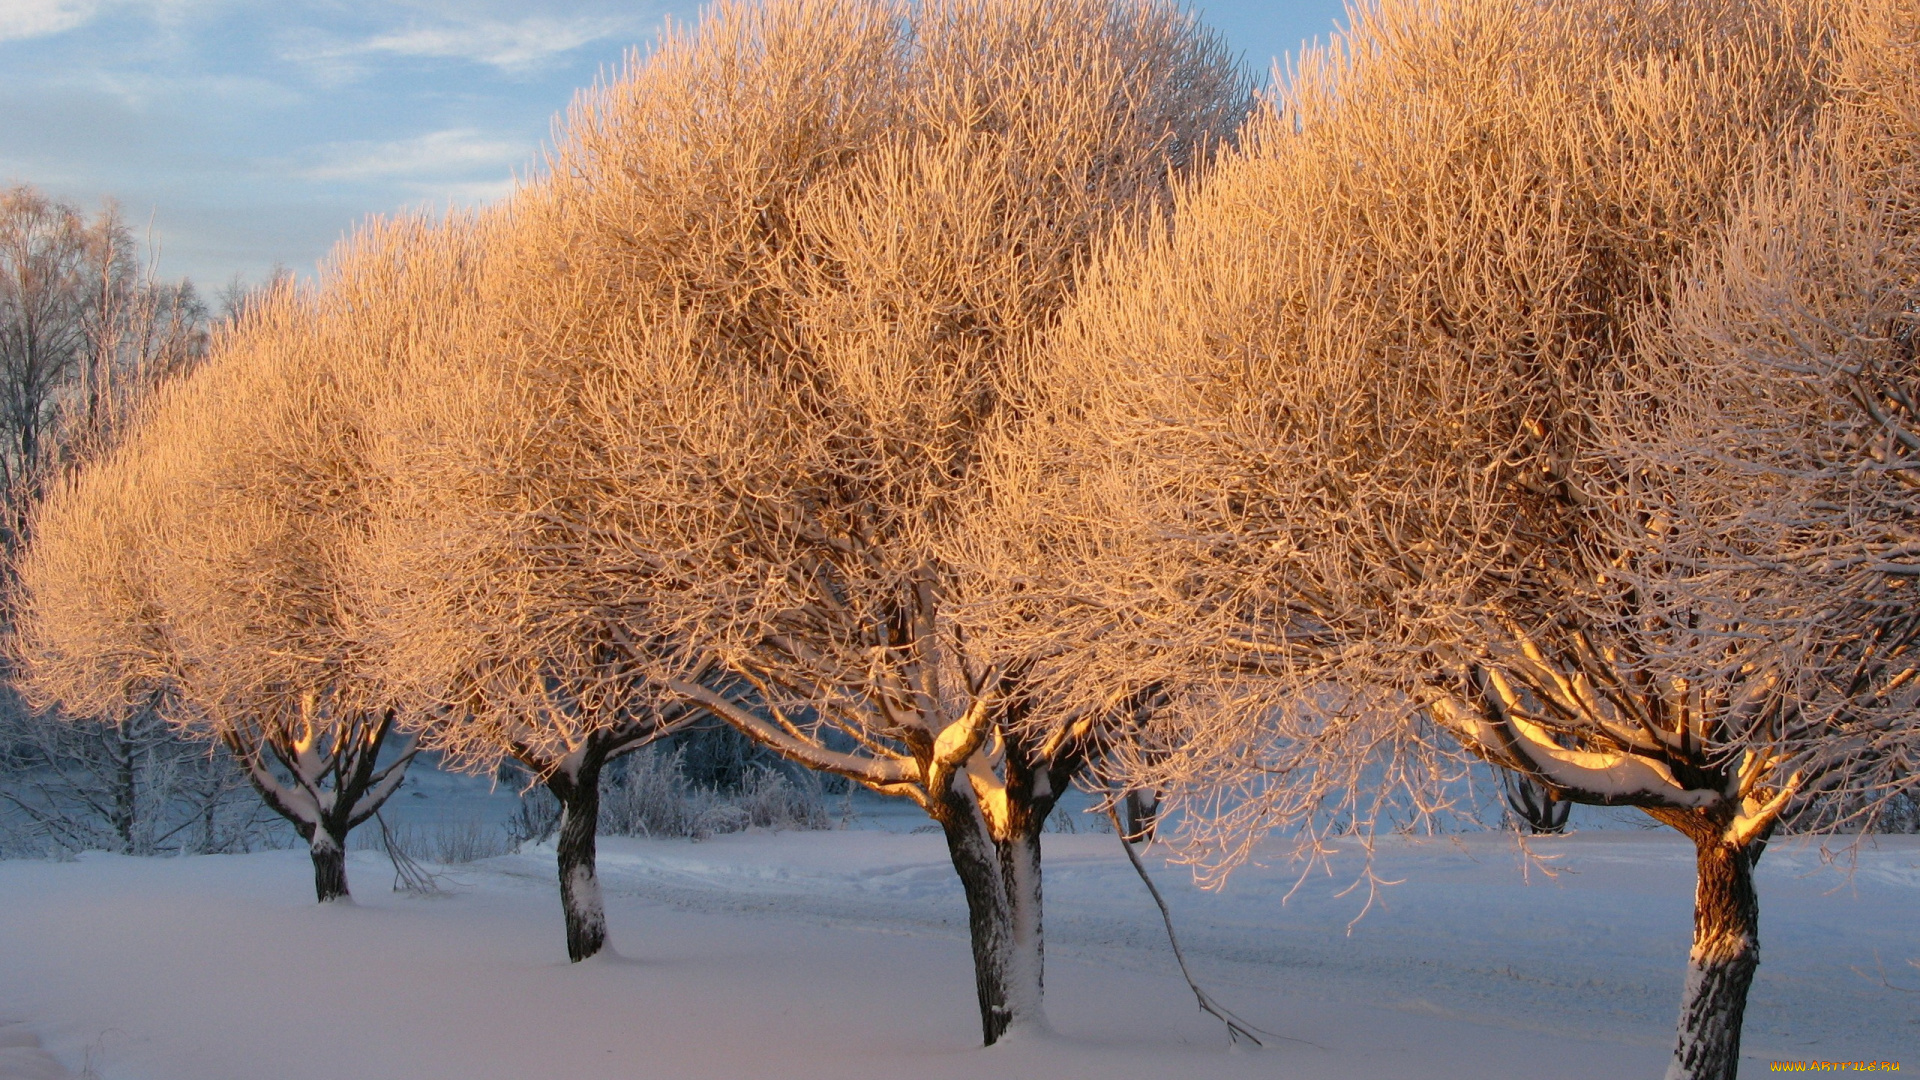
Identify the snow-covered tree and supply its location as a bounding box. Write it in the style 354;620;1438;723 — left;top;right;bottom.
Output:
970;0;1853;1075
1598;0;1920;842
355;197;705;958
11;218;464;900
389;0;1245;1041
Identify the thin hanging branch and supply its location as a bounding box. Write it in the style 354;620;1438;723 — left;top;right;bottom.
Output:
376;810;441;896
1104;803;1289;1049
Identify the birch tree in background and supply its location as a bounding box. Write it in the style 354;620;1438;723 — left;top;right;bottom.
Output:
0;689;266;857
0;185;206;544
379;0;1245;1041
0;185;215;859
0;187;90;513
964;0;1856;1075
10;218;459;901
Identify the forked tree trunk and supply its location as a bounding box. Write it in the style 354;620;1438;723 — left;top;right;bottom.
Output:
1501;769;1571;835
226;710;410;905
306;824;350;903
943;816;1013;1042
940;808;1047;1046
928;717;1072;1049
546;748;609;963
1666;835;1763;1080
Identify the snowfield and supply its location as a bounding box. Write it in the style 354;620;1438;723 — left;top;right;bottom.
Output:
0;828;1914;1079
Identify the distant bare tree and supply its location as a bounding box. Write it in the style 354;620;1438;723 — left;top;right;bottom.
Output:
215;264;291;328
0;186;91;514
0;686;268;857
0;185;206;545
0;185;214;860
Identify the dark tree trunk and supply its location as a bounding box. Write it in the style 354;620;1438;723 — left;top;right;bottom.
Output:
307;824;350;903
933;726;1061;1047
111;717;138;854
199;788;220;854
229;710;410;905
546;745;609;963
1124;788;1160;842
304;711;409;904
943;812;1017;1045
996;813;1045;1022
511;718;690;964
1665;834;1762;1080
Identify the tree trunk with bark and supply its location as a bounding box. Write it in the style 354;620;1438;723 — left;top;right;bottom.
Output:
545;741;610;963
1665;832;1764;1080
930;730;1063;1046
1453;669;1793;1080
1124;788;1160;842
939;811;1042;1045
226;709;412;904
501;711;697;963
111;718;139;853
305;823;350;902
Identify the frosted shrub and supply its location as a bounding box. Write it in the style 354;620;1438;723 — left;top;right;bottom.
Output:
598;749;703;839
423;820;511;864
733;765;836;833
364;817;511;866
0;698;280;858
503;787;560;849
598;748;835;840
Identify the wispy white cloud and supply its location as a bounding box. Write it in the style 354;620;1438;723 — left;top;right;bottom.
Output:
282;127;527;185
0;0;226;44
0;0;102;42
366;15;622;70
0;0;675;285
285;14;629;78
74;68;306;112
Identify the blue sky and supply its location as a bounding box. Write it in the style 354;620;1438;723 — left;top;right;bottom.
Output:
0;1;1348;291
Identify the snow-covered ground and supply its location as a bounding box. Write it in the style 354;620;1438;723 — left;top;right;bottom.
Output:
0;824;1914;1079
